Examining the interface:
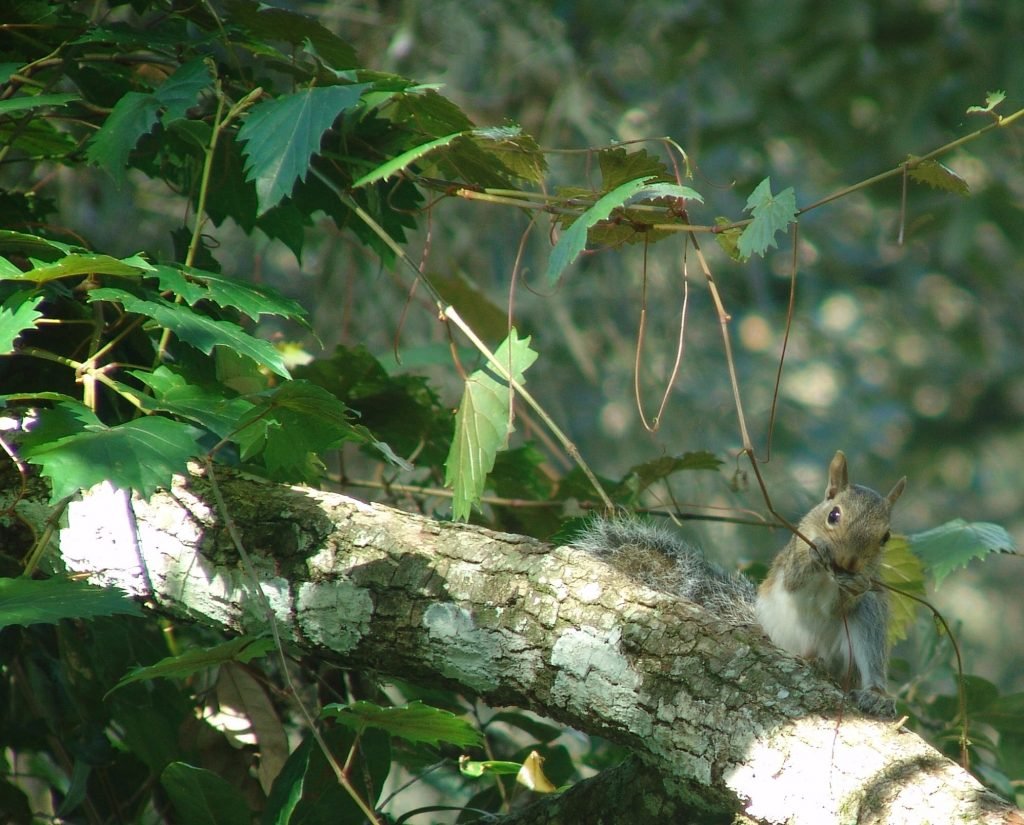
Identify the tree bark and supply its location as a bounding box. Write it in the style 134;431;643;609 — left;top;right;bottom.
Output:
7;466;1019;824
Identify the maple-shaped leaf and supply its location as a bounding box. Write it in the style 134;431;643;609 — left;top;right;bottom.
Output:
238;84;368;214
444;329;538;520
737;177;797;259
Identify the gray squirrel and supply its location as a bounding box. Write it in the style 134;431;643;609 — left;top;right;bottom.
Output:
573;451;906;716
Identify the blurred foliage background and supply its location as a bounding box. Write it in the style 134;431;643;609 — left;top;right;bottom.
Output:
30;0;1024;688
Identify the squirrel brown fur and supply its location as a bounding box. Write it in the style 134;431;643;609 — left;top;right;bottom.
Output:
574;450;906;717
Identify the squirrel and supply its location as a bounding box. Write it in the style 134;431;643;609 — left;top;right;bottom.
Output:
573;450;907;717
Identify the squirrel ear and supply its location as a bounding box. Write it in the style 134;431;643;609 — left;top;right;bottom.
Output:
886;476;907;506
826;450;849;498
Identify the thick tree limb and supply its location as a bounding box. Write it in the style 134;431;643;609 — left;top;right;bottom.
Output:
7;467;1020;824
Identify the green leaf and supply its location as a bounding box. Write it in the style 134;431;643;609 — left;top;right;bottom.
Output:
322;700;482;747
714;216;744;261
616;451;723;498
86;91;162;187
0;577;141;629
2;252;150;282
234;380;361;478
126;367;257;439
238;84;368;214
0;93;78;116
471;125;547;183
151;264;308;325
908;518;1016;588
459;759;523;778
110;636;274;694
153;59;212;124
598;147;673;191
966;90;1006;115
352;131;464;188
87;287;291;378
881;535;926;645
160;763;250;825
737;177;798;259
22;416;206;501
908;158;970;196
546;177;655;284
974;693;1024;734
0;291;43;353
444;329;538;520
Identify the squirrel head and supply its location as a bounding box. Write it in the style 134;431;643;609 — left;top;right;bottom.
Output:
812;450;907;575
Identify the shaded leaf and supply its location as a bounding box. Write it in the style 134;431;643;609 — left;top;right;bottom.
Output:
153;59;211;123
908;158;969;196
110;636;274;694
737;177;797;259
0;93;78;115
238;84;368;214
714;216;744;261
126;367;256;439
322;699;482;747
909;518;1016;588
22;416;206;501
599;147;673;191
160;763;250;825
86;91;161;186
617;451;723;498
471;125;547;183
0;577;141;629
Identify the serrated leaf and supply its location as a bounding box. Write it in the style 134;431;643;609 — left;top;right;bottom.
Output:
0;93;78;115
322;700;482;747
881;535;926;645
86;91;162;186
444;329;538;520
714;216;744;261
966;90;1006;115
234;380;361;478
352;132;464;188
22;416;206;501
109;636;274;695
908;158;970;196
126;367;256;439
908;518;1016;589
238;84;368;214
160;763;250;825
0;577;142;629
599;147;673;191
87;287;290;378
153;59;211;123
617;451;723;498
151;264;308;325
3;252;150;282
737;177;798;259
0;291;43;353
224;0;358;70
545;177;655;284
471;125;547;183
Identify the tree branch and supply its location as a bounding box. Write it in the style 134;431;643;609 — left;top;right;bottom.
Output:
8;466;1018;824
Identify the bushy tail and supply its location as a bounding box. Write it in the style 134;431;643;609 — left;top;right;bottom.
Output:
573;518;757;625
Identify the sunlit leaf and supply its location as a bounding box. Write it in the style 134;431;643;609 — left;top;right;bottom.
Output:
966;90;1006;115
444;329;538;520
322;700;482;747
238;84;368;214
86;91;161;186
22;416;206;501
737;177;797;259
151;264;308;324
909;518;1016;589
110;636;274;694
881;535;926;645
352;132;464;188
0;291;43;353
88;287;291;377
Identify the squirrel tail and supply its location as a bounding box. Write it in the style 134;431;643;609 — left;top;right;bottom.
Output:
573;518;757;626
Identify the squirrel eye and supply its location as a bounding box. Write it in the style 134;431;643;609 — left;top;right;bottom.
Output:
827;506;841;525
882;530;891;544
